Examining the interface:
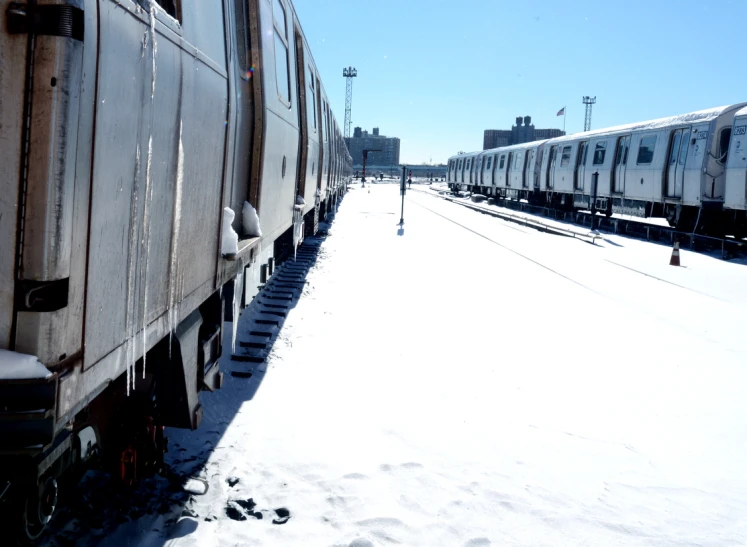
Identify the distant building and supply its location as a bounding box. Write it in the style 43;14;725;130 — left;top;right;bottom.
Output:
483;130;512;150
483;116;564;150
345;127;401;167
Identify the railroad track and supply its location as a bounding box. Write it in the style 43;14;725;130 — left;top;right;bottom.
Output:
413;186;747;260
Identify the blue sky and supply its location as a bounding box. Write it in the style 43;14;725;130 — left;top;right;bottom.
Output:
294;0;746;165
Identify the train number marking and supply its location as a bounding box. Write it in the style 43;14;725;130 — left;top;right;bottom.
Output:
696;131;708;140
734;126;747;136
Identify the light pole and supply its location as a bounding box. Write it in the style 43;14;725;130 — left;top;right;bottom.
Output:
583;96;596;132
342;67;357;139
399;166;406;225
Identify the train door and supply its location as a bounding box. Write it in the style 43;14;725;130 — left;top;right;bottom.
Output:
506;152;513;186
612;135;630;193
574;141;588;190
666;128;689;198
483;155;492;185
547;146;558;189
523;150;534;188
534;148;544;188
474;156;482;185
316;78;324;192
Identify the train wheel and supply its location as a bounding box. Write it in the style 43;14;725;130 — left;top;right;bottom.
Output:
18;477;58;543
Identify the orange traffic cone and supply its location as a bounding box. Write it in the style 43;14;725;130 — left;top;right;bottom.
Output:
669;240;681;266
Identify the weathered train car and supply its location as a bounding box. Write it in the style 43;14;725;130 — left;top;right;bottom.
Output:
0;0;350;539
449;104;746;233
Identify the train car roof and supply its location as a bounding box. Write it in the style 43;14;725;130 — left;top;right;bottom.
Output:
481;139;549;155
451;104;747;161
545;105;737;145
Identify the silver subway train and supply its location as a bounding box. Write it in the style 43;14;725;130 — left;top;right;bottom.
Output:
0;0;351;539
447;104;747;236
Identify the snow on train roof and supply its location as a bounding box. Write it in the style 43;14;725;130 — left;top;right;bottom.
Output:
450;105;743;159
734;106;747;118
481;139;549;155
546;105;734;144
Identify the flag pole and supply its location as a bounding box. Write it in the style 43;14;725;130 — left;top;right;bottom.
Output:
563;107;566;135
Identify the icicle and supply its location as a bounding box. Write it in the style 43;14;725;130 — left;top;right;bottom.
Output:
232;269;243;354
125;144;141;396
148;1;157;99
168;122;184;358
292;196;305;260
141;136;153;378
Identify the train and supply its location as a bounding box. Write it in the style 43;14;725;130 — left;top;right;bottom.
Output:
447;104;747;237
0;0;351;540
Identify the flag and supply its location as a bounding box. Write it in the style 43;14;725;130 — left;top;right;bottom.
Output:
557;107;565;116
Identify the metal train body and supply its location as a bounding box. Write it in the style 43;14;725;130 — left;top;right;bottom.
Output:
447;104;747;234
0;0;351;537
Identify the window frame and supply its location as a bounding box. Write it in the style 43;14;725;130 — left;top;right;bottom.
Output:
636;135;657;165
718;127;732;163
560;145;572;167
592;141;607;166
272;0;291;106
307;65;317;132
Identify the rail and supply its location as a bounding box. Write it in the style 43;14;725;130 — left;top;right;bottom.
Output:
420;187;747;260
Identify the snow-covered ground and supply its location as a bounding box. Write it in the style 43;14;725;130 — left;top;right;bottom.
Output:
47;183;747;546
428;183;676;228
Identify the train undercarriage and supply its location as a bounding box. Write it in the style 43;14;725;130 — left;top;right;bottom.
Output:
449;183;738;237
0;188;344;544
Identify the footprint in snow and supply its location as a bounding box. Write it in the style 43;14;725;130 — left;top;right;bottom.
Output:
272;507;291;525
343;472;367;480
226;498;263;521
464;539;491;547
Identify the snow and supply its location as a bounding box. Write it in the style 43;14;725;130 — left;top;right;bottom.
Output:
43;184;747;546
242;201;262;238
221;207;239;257
0;349;51;379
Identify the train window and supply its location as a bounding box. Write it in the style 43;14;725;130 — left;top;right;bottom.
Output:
577;142;588;166
636;136;657;165
560;146;572;167
592;141;607;165
233;0;248;72
486;157;492;170
466;159;471;169
307;67;317;131
499;155;505;169
616;137;630;165
718;128;732;163
669;132;681;164
273;0;291;104
678;134;689;165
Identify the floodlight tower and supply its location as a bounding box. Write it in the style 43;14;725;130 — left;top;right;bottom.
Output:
582;96;596;132
343;67;357;138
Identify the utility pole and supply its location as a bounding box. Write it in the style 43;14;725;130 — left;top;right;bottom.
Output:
343;67;357;139
582;96;596;132
360;148;382;187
